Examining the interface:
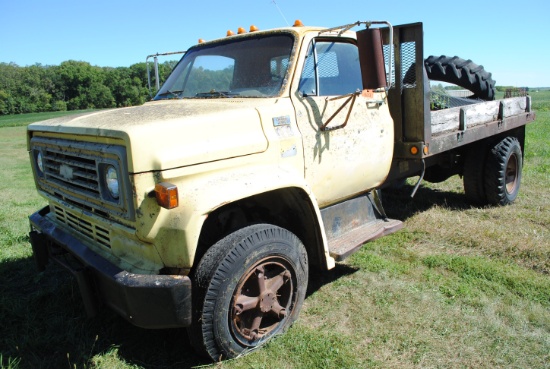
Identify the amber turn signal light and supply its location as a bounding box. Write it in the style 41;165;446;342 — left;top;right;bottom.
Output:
155;182;179;209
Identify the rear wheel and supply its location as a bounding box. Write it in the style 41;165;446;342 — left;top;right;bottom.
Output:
463;142;490;205
483;137;523;205
188;224;308;360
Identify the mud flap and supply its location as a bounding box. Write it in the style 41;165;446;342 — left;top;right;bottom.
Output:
74;268;100;317
29;230;49;272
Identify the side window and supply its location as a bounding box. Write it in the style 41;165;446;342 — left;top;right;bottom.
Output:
299;41;362;96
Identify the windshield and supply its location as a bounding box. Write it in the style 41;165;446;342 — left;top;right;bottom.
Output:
154;33;295;100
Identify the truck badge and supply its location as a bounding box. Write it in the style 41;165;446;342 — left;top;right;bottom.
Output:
272;115;291;127
59;164;74;180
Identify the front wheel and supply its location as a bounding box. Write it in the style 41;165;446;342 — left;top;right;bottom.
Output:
188;224;308;360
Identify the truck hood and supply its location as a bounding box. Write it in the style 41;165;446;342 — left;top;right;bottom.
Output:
28;100;269;172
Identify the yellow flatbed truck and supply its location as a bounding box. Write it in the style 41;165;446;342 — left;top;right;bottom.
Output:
27;20;534;360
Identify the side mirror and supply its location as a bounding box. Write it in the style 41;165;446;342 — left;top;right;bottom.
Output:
356;28;387;90
146;51;186;98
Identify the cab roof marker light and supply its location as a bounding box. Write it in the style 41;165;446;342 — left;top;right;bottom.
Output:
293;19;304;27
250;25;259;32
237;27;246;34
227;30;235;36
198;38;205;43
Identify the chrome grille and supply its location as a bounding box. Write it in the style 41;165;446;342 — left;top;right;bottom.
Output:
43;146;101;197
30;136;134;222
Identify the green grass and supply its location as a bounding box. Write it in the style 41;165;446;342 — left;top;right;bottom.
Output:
0;109;98;128
1;93;549;369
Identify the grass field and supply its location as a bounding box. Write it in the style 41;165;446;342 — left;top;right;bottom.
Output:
0;92;549;369
0;110;98;128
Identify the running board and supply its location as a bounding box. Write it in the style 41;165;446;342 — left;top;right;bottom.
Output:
321;192;403;261
328;218;403;261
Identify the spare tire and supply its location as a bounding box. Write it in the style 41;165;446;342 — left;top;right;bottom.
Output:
425;55;496;100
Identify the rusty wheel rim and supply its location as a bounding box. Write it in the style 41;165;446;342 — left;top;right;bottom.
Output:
230;257;294;345
505;153;519;194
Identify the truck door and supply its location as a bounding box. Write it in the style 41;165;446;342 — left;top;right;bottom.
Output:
291;37;394;207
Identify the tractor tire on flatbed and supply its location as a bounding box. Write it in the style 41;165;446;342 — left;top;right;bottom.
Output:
425;55;496;100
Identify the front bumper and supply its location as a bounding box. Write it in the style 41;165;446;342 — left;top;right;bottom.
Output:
29;206;192;329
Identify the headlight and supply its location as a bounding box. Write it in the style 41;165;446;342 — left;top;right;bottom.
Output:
105;165;119;199
36;151;44;174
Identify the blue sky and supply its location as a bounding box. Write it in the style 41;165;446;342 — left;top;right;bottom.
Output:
1;0;548;87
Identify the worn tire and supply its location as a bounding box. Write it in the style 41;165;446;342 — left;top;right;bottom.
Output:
425;55;496;100
463;142;490;205
483;137;523;206
188;224;308;361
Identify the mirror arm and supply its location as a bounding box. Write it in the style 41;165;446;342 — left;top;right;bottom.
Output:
320;92;359;131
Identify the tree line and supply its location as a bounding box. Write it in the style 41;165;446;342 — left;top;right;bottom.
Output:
0;60;177;115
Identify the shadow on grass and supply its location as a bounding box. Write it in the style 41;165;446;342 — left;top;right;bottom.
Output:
0;258;206;369
0;255;358;369
382;182;473;221
306;264;359;298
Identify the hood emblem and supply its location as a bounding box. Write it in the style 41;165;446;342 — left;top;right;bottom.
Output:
59;164;74;180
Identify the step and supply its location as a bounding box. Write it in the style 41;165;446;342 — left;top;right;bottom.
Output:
328;218;403;261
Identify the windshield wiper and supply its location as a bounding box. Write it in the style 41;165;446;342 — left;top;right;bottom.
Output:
194;91;239;98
